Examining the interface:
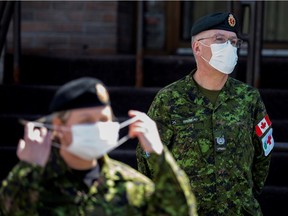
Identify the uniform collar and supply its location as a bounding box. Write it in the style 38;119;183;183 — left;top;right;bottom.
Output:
187;69;237;109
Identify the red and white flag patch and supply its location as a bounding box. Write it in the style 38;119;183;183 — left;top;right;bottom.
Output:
262;128;274;156
255;115;271;137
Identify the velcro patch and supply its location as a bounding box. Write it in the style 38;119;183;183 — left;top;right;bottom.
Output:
262;128;274;156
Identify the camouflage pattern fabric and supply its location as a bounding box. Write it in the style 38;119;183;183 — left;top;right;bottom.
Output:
0;146;197;216
136;71;273;216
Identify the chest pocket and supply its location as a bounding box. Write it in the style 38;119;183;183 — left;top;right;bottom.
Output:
172;116;212;140
170;116;213;176
215;116;254;167
222;119;253;148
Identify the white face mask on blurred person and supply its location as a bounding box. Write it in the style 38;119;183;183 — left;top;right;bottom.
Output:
25;117;138;161
65;122;119;160
200;40;238;74
64;117;137;160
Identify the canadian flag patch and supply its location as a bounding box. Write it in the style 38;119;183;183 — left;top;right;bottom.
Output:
262;128;274;156
255;115;271;137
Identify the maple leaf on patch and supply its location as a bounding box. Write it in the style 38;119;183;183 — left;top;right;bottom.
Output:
260;122;267;129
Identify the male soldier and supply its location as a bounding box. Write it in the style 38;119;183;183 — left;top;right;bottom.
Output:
136;12;274;215
0;77;197;215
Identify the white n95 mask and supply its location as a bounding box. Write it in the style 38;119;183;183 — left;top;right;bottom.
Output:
23;117;137;161
65;122;120;160
64;117;137;160
201;41;238;74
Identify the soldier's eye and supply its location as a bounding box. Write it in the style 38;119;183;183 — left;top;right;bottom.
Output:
230;39;237;46
215;36;226;43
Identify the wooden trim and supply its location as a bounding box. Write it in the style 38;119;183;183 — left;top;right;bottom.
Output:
166;1;180;54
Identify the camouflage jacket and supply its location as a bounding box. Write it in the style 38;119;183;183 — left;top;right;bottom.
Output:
0;146;197;216
136;71;274;216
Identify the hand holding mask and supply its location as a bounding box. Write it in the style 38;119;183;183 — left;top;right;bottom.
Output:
128;110;164;155
17;122;52;167
18;110;164;163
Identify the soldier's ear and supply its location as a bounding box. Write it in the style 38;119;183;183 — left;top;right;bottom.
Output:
51;117;65;139
192;40;201;56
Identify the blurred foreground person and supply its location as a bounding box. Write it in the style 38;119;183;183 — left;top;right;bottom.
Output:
0;77;197;216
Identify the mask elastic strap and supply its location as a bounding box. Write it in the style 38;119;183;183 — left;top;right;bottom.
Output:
200;55;210;63
117;135;130;146
198;40;210;47
119;116;139;129
116;117;139;146
198;41;211;63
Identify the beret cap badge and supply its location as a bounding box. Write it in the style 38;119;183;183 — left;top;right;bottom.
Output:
95;83;109;104
228;14;236;27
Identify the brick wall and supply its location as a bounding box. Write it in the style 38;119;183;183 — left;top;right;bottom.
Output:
7;1;120;56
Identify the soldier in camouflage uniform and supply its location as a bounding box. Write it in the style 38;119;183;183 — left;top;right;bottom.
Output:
0;77;197;215
136;12;274;216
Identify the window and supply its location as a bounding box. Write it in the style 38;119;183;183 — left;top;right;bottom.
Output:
263;1;288;49
142;1;288;54
143;1;166;50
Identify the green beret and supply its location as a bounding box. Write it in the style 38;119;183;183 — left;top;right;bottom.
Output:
191;12;239;36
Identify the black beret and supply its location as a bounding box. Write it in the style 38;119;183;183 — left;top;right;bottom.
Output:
191;12;239;36
49;77;110;113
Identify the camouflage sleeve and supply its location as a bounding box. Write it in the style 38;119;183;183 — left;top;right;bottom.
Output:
252;91;273;196
146;146;197;216
0;161;44;215
136;90;174;178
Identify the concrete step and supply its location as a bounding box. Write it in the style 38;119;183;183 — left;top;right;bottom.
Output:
4;54;137;86
1;85;288;120
260;89;288;120
258;186;288;216
5;54;288;89
265;150;288;187
270;120;288;142
0;85;159;116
